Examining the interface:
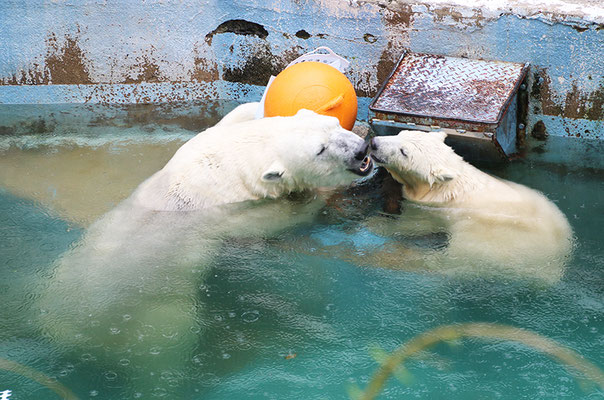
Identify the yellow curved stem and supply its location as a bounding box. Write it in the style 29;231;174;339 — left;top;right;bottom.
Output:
358;323;604;400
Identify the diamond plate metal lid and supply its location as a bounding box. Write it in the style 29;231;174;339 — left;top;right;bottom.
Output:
370;52;528;125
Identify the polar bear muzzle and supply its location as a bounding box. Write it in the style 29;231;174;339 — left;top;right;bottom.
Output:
349;155;373;176
348;140;373;176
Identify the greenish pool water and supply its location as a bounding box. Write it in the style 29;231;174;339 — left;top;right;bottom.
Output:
0;104;603;399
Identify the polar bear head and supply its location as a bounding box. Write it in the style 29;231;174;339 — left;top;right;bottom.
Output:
144;108;373;210
369;130;464;201
256;109;373;190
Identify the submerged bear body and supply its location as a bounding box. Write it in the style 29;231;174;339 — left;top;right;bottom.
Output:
368;130;573;283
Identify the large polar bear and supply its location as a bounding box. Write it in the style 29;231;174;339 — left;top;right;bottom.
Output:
38;104;372;395
365;130;573;284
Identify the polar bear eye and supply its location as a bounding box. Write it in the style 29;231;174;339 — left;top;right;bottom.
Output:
316;145;327;156
400;148;408;157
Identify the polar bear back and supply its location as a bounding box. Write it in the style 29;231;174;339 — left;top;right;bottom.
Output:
131;111;345;211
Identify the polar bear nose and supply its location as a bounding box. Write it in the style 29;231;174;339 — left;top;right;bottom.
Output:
354;140;370;160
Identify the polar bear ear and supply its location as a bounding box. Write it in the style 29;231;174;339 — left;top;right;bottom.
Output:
261;161;287;182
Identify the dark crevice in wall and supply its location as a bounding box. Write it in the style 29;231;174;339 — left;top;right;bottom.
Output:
295;30;311;39
205;19;269;45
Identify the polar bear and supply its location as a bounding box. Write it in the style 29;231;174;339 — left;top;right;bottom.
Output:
363;130;573;284
38;104;372;395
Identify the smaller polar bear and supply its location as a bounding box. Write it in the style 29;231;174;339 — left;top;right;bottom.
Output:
366;130;573;284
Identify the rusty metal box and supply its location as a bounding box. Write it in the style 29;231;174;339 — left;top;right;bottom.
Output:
369;51;529;161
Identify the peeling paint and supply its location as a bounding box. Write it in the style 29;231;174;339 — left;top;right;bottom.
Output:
531;67;603;122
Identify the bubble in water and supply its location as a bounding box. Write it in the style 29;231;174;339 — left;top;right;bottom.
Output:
238;342;252;351
89;390;99;397
150;347;161;355
110;327;121;335
161;330;178;340
104;371;118;381
119;358;130;366
241;310;260;323
151;387;167;397
199;373;220;387
123;314;132;321
191;354;203;366
222;353;231;359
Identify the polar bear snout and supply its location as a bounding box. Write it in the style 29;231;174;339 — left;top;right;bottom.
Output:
354;140;370;161
367;137;388;164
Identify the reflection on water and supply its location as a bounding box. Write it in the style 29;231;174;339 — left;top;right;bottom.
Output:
0;103;603;399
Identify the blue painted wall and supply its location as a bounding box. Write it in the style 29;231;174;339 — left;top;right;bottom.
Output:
1;0;602;143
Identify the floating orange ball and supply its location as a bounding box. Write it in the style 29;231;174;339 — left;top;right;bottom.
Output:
264;61;358;130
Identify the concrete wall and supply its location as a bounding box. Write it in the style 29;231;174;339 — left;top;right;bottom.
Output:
1;0;602;145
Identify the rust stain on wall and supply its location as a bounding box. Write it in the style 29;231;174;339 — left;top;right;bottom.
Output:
1;32;92;85
191;57;219;82
564;82;604;121
370;5;415;98
123;53;162;84
45;32;93;84
432;6;486;28
531;68;603;121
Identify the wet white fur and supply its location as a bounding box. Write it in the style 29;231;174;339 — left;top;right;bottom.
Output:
370;130;573;283
38;104;367;393
133;106;367;210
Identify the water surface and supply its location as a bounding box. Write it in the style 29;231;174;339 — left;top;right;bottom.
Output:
0;103;602;399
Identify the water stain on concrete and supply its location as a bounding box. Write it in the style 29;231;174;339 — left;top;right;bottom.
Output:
0;117;56;136
531;120;548;140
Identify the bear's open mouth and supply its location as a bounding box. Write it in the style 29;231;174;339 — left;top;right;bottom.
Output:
350;156;373;176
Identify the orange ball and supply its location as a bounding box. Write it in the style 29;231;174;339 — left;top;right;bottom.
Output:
264;61;358;130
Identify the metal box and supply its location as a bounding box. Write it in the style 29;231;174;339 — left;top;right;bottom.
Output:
369;52;529;161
